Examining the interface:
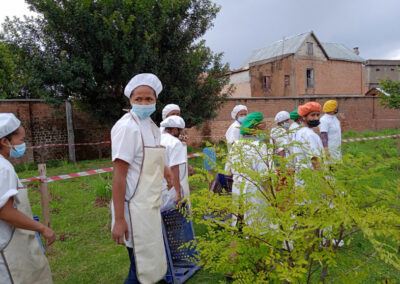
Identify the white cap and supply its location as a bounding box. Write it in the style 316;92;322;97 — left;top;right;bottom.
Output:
274;111;290;124
162;104;180;120
231;105;248;120
0;113;21;138
160;115;185;129
124;73;163;98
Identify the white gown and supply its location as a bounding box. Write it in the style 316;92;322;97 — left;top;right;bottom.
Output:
229;137;274;226
270;126;290;157
160;132;187;210
319;114;342;160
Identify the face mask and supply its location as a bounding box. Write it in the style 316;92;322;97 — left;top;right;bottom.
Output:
282;122;289;128
308;120;320;128
174;129;181;138
9;142;26;158
237;117;245;124
131;104;156;119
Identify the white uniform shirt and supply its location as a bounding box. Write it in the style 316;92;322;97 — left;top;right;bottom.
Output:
288;121;301;141
160;133;187;209
0;154;21;284
319;114;342;160
0;154;21;249
288;122;301;156
111;112;160;248
270;126;289;156
293;127;324;169
225;121;242;151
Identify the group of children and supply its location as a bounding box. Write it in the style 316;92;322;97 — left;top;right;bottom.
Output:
224;100;342;227
226;100;342;172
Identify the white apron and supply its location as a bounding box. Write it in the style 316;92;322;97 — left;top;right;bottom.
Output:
181;143;190;200
0;185;52;284
128;115;167;284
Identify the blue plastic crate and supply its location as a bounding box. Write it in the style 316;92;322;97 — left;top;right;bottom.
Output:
161;206;200;284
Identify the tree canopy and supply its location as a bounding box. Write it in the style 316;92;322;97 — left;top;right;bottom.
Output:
0;42;18;98
1;0;230;125
379;74;400;110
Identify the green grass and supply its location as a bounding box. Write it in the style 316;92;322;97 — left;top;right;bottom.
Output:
24;128;399;283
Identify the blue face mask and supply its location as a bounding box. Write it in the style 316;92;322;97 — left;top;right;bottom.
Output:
282;122;290;129
131;104;156;120
237;116;245;124
10;142;26;158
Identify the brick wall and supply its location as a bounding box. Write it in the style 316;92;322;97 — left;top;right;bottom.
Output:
250;56;294;98
0;100;110;165
295;59;366;96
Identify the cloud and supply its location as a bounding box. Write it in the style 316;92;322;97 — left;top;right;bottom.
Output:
203;0;400;68
384;48;400;60
1;0;399;67
0;0;35;23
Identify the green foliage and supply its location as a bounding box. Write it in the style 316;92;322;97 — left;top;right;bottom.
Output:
378;74;400;110
1;0;230;126
190;134;400;283
94;176;112;199
0;42;18;98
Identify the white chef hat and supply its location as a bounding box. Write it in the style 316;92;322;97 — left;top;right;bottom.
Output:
124;73;163;99
162;104;180;120
231;105;248;120
0;113;21;139
274;111;290;124
160;115;185;129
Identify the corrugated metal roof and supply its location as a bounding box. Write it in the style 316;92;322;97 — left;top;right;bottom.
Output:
241;32;365;67
241;32;310;67
321;43;365;62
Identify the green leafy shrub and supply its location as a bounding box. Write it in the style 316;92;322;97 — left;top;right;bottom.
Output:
189;137;400;283
94;176;112;200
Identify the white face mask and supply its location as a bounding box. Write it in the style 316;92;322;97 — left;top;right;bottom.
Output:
9;142;26;158
282;122;289;129
131;104;156;119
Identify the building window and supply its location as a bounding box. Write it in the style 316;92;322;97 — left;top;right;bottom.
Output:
306;68;314;88
284;75;290;86
376;68;380;71
307;42;313;55
262;76;271;90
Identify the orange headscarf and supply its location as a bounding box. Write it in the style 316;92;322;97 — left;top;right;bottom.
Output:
297;102;322;117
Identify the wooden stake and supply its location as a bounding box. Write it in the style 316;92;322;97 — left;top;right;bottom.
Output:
66;100;76;163
38;163;52;253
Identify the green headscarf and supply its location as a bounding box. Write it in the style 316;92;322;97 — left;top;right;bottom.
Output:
240;112;264;135
290;109;300;120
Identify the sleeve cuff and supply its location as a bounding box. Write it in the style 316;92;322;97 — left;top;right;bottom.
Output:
0;189;18;209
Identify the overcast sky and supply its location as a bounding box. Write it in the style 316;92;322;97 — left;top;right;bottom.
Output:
2;0;400;69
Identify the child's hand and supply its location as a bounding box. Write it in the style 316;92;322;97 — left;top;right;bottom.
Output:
41;226;56;246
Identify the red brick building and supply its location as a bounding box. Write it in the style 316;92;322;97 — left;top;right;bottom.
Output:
228;31;367;98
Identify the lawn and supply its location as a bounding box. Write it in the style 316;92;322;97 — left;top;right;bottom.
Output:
19;128;399;283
